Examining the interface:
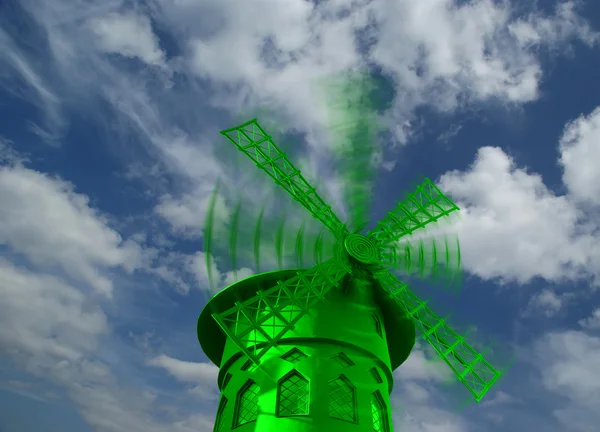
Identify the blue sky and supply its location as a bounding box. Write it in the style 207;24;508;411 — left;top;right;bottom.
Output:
1;0;600;431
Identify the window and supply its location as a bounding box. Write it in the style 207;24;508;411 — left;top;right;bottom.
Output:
331;352;354;368
222;373;232;390
277;370;309;417
328;375;357;423
372;313;382;338
369;367;383;384
240;359;253;371
371;390;389;432
281;347;307;364
234;380;259;427
214;396;227;432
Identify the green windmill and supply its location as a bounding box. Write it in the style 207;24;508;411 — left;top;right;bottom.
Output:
197;74;504;432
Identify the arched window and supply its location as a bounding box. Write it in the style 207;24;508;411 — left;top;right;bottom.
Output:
214;396;227;432
328;375;357;423
222;372;232;390
369;367;383;384
372;313;382;338
240;359;253;371
330;352;354;368
277;370;309;417
371;390;389;432
234;379;259;427
280;347;307;364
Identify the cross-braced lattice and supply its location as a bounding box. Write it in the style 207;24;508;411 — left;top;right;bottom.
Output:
213;258;348;365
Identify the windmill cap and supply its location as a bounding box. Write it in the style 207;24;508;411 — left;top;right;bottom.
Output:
197;269;415;370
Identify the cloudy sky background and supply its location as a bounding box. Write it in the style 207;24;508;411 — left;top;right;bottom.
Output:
1;0;600;431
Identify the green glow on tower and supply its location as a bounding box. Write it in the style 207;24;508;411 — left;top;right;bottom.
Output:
198;72;506;431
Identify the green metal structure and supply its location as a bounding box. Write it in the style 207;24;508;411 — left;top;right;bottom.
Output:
197;74;504;431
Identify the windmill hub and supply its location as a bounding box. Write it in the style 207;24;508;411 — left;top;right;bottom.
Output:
344;233;379;264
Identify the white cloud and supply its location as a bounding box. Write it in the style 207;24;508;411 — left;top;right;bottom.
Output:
0;236;215;431
147;354;219;401
8;0;597;247
0;136;29;165
509;1;599;49
155;183;229;238
392;407;467;432
89;12;166;66
222;267;255;286
0;165;143;296
579;308;600;330
0;259;108;367
165;0;598;146
391;344;469;432
0;260;209;432
372;0;596;114
559;106;600;207
185;250;255;293
0;161;217;430
534;330;600;432
437;124;463;144
186;250;222;294
439;146;598;284
394;343;454;384
523;289;573;318
147;355;218;384
479;390;520;408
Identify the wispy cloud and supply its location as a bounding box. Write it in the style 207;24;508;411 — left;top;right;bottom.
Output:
88;12;166;67
579;308;600;330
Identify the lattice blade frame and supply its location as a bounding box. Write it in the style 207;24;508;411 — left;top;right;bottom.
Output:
220;119;348;238
368;179;460;257
374;270;502;402
212;258;349;365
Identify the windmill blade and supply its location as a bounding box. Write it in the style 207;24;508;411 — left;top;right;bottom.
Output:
318;71;383;233
374;270;503;402
220;119;349;239
211;257;349;365
368;178;460;260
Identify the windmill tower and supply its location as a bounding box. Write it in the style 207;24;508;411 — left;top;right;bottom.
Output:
197;77;503;432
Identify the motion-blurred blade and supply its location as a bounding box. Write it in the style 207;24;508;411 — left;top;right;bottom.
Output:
382;234;463;288
319;71;383;233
